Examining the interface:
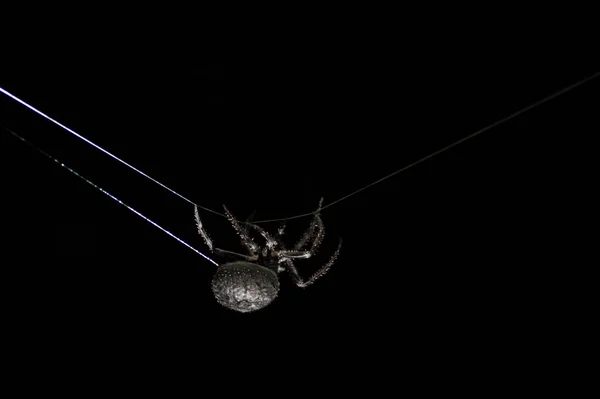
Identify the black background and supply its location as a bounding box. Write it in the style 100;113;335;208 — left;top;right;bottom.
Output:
1;47;597;386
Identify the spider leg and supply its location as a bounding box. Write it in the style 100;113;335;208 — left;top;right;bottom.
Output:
294;198;325;253
284;239;342;288
295;213;325;255
194;205;213;251
247;223;278;249
223;205;258;255
278;250;311;259
306;214;325;255
214;248;257;262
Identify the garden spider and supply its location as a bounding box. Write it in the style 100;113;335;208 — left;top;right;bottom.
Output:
194;199;342;313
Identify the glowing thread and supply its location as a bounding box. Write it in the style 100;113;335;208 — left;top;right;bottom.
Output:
2;126;219;266
2;71;598;225
0;86;225;218
250;71;600;223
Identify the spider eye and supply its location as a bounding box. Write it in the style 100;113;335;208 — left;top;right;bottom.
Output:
211;262;279;313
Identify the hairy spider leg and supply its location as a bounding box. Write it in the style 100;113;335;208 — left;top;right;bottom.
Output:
278;198;326;259
194;205;255;262
284;239;342;288
277;198;340;286
194;205;213;251
247;223;278;249
279;214;324;259
213;248;256;262
293;198;324;251
222;205;259;255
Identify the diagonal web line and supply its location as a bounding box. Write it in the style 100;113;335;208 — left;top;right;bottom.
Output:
2;71;599;225
0;86;226;219
250;70;600;223
2;126;219;266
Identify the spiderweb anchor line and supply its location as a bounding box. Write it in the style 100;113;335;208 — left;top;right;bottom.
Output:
2;70;599;225
0;86;226;219
2;126;219;267
250;70;600;223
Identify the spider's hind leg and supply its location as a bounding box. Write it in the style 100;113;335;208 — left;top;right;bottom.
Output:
284;238;342;288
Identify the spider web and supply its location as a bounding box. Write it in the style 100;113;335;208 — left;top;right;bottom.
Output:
0;70;598;262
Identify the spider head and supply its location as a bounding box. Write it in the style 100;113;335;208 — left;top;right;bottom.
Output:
211;261;280;313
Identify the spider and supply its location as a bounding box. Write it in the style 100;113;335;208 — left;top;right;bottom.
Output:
194;198;342;313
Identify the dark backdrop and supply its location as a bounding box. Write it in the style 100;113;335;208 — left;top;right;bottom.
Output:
1;55;596;383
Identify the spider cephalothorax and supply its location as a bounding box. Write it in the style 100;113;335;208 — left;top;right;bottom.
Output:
195;199;342;313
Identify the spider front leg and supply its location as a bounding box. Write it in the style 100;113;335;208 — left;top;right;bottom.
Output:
214;248;257;262
283;239;342;288
195;205;256;262
223;205;259;255
294;198;325;256
246;222;280;250
195;205;214;251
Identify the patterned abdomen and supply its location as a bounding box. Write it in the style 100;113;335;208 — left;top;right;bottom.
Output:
211;262;280;313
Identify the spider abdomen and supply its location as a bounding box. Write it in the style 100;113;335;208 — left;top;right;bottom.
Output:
211;262;280;313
